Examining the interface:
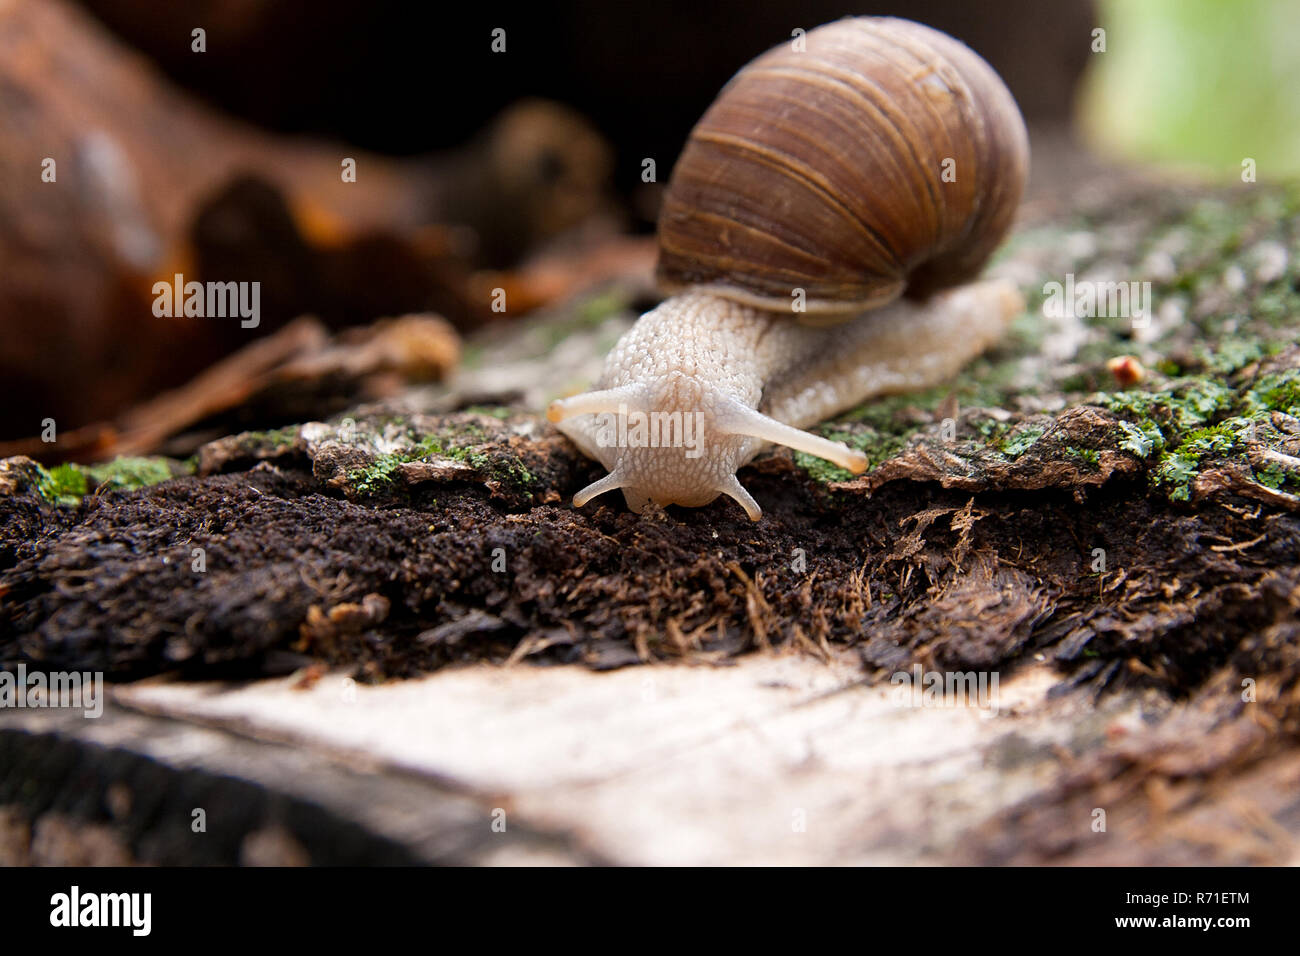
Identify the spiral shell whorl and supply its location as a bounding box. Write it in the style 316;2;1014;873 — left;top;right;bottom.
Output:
655;16;1029;317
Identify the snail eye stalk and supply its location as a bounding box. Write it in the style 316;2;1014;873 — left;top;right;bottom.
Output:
547;386;646;423
714;400;868;475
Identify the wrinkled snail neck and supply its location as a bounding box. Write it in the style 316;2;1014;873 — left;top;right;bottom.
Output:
547;280;1024;521
546;291;869;521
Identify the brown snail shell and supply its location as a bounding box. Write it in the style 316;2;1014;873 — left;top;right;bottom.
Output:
655;17;1029;320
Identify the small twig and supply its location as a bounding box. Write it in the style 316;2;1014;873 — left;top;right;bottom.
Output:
1208;532;1268;553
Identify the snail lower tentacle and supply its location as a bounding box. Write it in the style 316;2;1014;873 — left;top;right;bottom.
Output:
548;281;1023;520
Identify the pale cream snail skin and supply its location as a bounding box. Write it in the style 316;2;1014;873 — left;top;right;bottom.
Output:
547;17;1030;521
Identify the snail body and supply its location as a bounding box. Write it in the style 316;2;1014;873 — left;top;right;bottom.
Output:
549;17;1030;520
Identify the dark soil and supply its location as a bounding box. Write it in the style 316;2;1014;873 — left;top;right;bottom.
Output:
3;444;1296;707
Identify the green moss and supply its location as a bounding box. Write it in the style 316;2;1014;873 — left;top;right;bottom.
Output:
37;464;87;506
350;454;405;495
350;436;443;495
1184;420;1250;457
1254;286;1300;326
1150;419;1241;500
999;424;1046;458
261;425;302;448
794;422;921;483
1094;376;1236;456
1067;446;1101;467
836;369;1019;431
781;181;1300;500
230;425;302;451
1173;379;1237;426
1253;463;1290;490
35;456;183;506
349;432;535;497
793;452;855;484
1086;360;1300;501
1153;451;1199;501
473;448;537;490
462;405;512;420
838;389;946;429
973;418;1013;442
1245;368;1300;416
84;457;179;491
1199;337;1266;375
1148;416;1278;501
1114;420;1157;458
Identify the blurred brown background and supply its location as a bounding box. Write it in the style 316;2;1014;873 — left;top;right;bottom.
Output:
0;0;1094;450
78;0;1092;206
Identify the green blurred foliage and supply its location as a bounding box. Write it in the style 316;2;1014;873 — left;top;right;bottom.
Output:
1080;0;1300;178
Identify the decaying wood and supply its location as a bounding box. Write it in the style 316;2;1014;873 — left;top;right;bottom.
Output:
0;313;459;462
0;0;623;442
2;156;1299;864
1;700;600;865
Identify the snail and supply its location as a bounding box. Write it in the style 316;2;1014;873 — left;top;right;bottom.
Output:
548;17;1029;520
